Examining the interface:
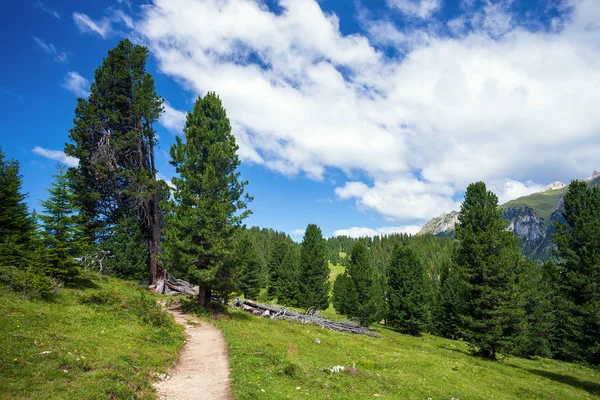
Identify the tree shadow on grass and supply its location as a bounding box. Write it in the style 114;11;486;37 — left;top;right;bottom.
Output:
527;369;600;396
517;367;600;396
66;276;100;290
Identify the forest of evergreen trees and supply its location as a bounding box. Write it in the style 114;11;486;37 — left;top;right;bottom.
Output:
0;39;598;369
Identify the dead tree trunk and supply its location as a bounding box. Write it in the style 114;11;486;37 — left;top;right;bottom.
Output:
240;300;379;337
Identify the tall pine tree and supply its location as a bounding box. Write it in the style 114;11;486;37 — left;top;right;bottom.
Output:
267;237;289;300
386;245;430;335
277;245;301;306
454;182;524;360
162;92;252;306
298;224;330;310
552;180;600;365
333;241;384;326
65;39;164;283
236;234;262;300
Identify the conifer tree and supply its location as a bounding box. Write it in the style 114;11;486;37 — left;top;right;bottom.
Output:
267;237;289;299
39;166;82;282
332;272;355;316
65;39;164;283
386;245;430;335
432;260;465;339
454;182;524;360
162;92;251;306
298;224;330;310
552;180;600;365
333;241;384;326
236;234;262;300
277;245;301;306
0;147;34;268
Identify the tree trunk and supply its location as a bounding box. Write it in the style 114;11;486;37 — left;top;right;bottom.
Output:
198;286;208;307
147;187;162;284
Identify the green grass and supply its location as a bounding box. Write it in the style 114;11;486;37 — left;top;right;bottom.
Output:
213;311;600;399
501;187;568;221
0;273;185;399
328;262;345;283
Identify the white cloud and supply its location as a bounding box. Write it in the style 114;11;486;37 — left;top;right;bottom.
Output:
35;1;60;19
335;179;460;221
387;0;442;19
73;12;112;38
488;179;545;204
334;225;421;238
291;229;305;236
134;0;600;225
73;10;132;38
160;103;187;134
62;71;90;98
33;37;68;63
33;147;78;167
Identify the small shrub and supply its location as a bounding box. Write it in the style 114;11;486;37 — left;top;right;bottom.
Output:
129;290;172;328
0;265;54;299
78;290;122;306
282;362;300;377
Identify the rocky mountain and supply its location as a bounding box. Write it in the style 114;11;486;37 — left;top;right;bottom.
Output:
418;173;600;260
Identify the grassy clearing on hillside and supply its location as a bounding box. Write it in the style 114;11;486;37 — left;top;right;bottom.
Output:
502;187;568;221
328;262;345;284
213;310;600;400
0;274;185;400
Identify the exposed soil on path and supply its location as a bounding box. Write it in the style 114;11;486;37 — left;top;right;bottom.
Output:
155;304;233;400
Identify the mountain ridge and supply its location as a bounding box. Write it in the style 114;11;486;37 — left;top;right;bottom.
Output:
418;173;600;260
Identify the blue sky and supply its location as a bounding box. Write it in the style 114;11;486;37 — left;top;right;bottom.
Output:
1;0;599;240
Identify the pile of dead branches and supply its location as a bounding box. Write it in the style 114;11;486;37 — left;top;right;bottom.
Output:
241;299;378;337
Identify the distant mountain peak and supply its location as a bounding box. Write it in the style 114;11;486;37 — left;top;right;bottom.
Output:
591;170;600;179
544;181;566;191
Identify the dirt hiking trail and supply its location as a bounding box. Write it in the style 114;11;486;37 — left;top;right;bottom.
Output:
155;304;233;400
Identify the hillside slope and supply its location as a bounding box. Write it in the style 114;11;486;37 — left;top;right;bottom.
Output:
214;310;600;399
0;274;185;399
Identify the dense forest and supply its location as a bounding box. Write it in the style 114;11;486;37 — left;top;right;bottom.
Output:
1;39;599;370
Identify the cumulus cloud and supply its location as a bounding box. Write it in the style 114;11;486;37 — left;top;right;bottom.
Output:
387;0;442;19
132;0;600;225
160;103;187;134
33;147;78;167
33;37;68;63
334;225;421;238
62;71;90;97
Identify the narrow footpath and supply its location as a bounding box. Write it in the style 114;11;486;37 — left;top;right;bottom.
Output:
155;305;233;400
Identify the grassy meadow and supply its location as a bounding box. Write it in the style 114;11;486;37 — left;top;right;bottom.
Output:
0;274;184;400
214;310;600;400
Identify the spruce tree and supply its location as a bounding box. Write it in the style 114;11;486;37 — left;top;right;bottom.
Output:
277;245;301;306
39;166;83;282
433;260;465;339
267;238;289;299
298;224;330;310
332;272;356;316
333;241;384;326
0;147;34;268
454;181;524;360
552;180;600;365
65;39;164;283
162;92;252;306
386;245;430;335
236;234;262;300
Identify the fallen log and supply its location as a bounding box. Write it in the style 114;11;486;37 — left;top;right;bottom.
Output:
149;269;199;296
240;299;378;337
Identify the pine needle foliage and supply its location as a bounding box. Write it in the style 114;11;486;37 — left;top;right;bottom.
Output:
162;92;252;305
454;182;524;360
